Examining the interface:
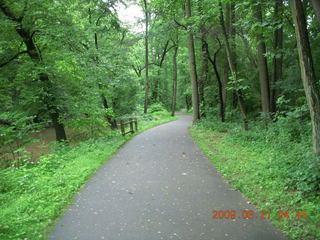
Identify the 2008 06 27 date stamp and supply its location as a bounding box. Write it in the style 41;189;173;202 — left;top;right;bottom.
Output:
211;210;307;220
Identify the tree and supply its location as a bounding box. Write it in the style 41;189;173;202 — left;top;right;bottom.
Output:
143;0;150;114
171;42;179;117
290;0;320;156
88;6;118;129
253;1;271;114
185;0;200;123
219;0;248;130
271;0;284;113
0;0;67;141
207;39;225;122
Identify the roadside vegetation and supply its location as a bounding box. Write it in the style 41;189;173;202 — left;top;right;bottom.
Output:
1;0;320;239
191;116;320;240
0;107;177;240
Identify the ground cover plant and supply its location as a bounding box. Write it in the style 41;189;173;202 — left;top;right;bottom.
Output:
191;117;320;240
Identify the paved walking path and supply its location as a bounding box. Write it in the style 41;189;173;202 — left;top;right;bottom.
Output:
49;115;288;240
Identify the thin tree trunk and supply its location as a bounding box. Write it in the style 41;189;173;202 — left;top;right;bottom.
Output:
89;10;117;129
219;0;248;130
102;96;117;129
271;0;284;113
185;0;200;123
222;50;228;109
171;45;178;116
207;44;225;122
143;0;149;114
290;0;320;156
222;4;230;110
229;3;238;109
152;69;160;102
254;2;271;114
199;26;209;111
186;95;191;111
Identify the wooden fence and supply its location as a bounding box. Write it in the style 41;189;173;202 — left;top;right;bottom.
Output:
117;118;138;136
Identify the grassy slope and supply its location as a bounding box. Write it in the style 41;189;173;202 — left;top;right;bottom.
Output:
0;114;177;240
190;125;319;240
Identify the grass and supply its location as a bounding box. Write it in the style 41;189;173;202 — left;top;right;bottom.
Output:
190;119;320;240
0;112;177;240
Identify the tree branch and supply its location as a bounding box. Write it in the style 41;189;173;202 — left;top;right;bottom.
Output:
174;18;188;30
159;40;170;67
0;50;28;68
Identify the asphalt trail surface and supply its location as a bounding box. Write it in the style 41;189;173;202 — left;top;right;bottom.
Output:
49;115;288;240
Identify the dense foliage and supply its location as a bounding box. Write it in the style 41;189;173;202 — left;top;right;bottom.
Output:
191;121;320;240
0;111;176;240
1;0;320;239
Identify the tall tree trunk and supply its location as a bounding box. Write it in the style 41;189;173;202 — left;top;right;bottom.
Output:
0;2;67;141
207;44;225;122
229;3;238;109
152;69;160;102
222;4;230;110
219;0;248;130
271;0;284;113
290;0;320;156
89;10;117;129
185;0;200;123
102;96;118;129
199;26;209;112
311;0;320;23
171;45;178;117
254;2;271;114
143;0;149;114
222;50;228;109
186;95;192;111
50;111;67;141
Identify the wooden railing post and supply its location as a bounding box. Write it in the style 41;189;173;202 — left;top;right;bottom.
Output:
129;118;134;134
134;118;138;132
120;119;125;136
118;118;138;136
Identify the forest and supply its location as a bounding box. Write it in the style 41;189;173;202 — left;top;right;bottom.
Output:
0;0;320;239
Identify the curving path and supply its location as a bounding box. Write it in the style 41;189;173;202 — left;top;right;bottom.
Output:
49;115;288;240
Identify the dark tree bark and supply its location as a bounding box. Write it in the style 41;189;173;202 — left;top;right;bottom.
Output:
207;41;225;122
185;0;200;123
88;8;117;129
253;2;271;114
152;68;160;102
271;0;284;113
151;40;170;103
185;95;192;111
171;45;178;117
290;0;320;156
0;1;67;141
102;96;117;129
219;0;248;130
0;50;28;68
143;0;149;114
222;50;228;109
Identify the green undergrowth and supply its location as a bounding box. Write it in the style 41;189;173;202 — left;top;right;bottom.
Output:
190;118;320;240
0;112;177;240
